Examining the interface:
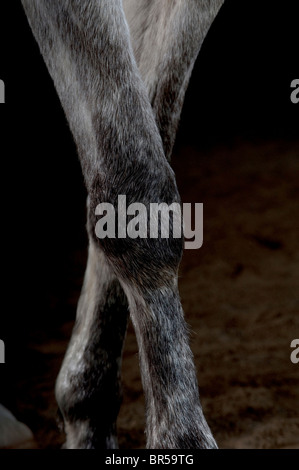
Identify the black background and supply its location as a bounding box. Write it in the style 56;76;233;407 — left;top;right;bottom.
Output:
0;0;298;430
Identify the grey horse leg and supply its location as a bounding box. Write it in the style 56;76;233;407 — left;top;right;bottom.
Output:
21;0;224;448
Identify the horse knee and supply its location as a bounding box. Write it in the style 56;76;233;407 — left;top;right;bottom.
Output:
88;169;184;290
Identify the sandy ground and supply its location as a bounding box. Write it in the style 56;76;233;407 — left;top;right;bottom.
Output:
3;137;298;450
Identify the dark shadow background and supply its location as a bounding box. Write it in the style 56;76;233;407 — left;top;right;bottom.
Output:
0;0;298;448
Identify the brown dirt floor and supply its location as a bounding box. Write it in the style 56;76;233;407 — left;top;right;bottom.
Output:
5;137;299;450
